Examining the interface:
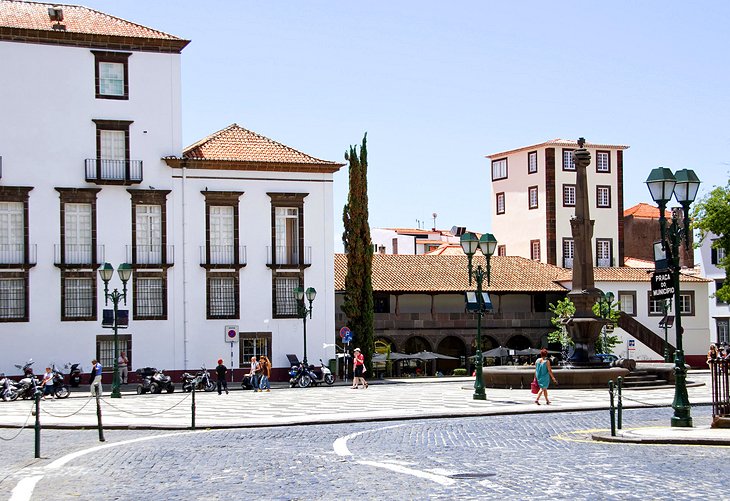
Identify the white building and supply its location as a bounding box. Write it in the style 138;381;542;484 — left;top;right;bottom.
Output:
697;232;729;345
487;139;628;268
371;227;464;255
0;1;342;379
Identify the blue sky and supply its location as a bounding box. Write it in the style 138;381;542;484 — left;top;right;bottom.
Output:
83;1;729;248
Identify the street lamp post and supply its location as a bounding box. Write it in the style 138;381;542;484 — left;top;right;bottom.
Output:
662;299;672;363
294;286;316;367
460;231;497;401
597;291;614;352
646;167;701;427
98;262;132;399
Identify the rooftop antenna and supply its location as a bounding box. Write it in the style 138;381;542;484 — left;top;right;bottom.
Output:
432;212;438;230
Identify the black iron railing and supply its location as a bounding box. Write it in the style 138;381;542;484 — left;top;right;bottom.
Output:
709;359;730;419
85;159;143;184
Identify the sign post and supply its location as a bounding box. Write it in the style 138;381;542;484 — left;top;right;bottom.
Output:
627;339;635;360
339;327;352;382
225;325;238;381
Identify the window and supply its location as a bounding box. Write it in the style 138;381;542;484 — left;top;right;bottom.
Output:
648;294;664;316
562;149;575;170
207;273;238;319
492;158;508;181
93;51;130;100
238;333;272;368
64;203;93;264
596;151;610;173
496;192;505;215
563;238;574;268
211;206;235;264
528;151;538;174
96;335;131;371
62;275;95;320
268;193;308;267
0;275;26;321
717;280;727;306
596;186;611;208
273;274;301;317
528;186;538;209
135;205;162;264
0;201;23;264
374;293;390;313
91;119;136;184
530;239;541;261
563;184;576;207
712;240;727;265
497;245;506;257
618;291;636;316
679;291;695;316
134;274;166;319
718;319;729;346
596;239;612;267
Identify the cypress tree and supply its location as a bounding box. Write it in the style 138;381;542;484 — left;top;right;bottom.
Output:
342;134;374;369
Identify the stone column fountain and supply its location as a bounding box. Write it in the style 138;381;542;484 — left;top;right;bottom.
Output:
564;138;608;364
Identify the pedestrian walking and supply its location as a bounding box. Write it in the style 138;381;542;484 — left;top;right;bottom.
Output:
534;348;557;405
41;366;54;400
89;359;103;397
215;359;229;395
707;343;719;364
118;351;129;384
249;356;261;392
259;355;271;392
351;348;368;389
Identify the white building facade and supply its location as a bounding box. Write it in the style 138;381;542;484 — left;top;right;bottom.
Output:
0;2;341;379
698;232;729;346
487;139;628;269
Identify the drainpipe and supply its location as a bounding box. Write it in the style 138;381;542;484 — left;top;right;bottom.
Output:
181;159;189;370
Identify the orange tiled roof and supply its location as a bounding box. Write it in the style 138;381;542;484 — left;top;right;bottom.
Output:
624;202;671;219
334;254;568;293
557;267;709;283
486;138;629;159
176;124;343;173
425;244;464;256
623;257;655;269
0;1;189;51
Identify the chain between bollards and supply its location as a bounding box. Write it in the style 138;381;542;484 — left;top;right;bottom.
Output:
34;390;41;458
95;386;105;442
608;380;616;437
617;376;623;430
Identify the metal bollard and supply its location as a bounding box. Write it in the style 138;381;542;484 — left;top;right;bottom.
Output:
191;382;196;430
617;376;623;430
34;391;41;458
95;386;105;442
608;380;616;437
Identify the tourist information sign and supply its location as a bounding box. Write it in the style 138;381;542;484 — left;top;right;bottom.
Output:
651;269;674;300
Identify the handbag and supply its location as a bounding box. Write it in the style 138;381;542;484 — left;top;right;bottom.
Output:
530;377;539;394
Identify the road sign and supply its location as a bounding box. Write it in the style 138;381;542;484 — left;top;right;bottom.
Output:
339;326;351;339
343;330;353;344
628;339;636;350
225;325;239;343
651;269;675;300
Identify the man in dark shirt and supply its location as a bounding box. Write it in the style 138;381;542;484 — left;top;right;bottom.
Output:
215;359;229;395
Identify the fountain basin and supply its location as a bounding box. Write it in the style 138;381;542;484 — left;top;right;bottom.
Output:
483;365;630;389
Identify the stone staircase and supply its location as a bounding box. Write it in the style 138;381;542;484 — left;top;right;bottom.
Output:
620;370;671;388
617;311;675;359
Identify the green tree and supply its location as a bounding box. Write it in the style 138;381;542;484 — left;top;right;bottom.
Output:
692;180;730;302
341;134;374;369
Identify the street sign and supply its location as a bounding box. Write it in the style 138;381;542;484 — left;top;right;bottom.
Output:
339;326;351;339
225;325;239;343
605;324;615;333
343;330;353;344
628;339;636;350
650;269;675;300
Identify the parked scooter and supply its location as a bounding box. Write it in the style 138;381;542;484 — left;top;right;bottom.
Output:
289;363;311;388
13;360;40;400
135;367;175;394
0;373;18;401
65;363;83;388
181;366;216;392
49;365;70;399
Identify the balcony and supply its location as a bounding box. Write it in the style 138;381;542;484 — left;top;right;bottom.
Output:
126;245;174;268
199;245;246;269
0;243;37;268
85;159;143;185
54;244;104;268
266;245;311;269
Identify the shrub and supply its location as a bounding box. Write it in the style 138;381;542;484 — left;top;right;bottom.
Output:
452;368;467;376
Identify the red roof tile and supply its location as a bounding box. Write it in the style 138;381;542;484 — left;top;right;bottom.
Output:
624;202;671;219
0;1;189;51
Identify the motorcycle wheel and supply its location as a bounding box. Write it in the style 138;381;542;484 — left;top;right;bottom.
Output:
55;385;70;399
324;374;335;385
136;385;146;395
166;384;175;393
204;380;216;392
9;390;19;401
298;374;312;388
150;383;161;394
182;384;191;393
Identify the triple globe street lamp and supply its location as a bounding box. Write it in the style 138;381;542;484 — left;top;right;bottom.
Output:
645;167;701;428
460;231;498;401
98;262;132;399
294;286;316;367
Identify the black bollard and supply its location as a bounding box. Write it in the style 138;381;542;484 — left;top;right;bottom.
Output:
191;382;196;430
608;380;616;437
95;386;105;442
34;391;41;458
617;376;623;430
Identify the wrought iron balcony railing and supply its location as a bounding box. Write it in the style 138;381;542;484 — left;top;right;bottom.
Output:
266;245;311;267
85;159;143;185
0;243;36;266
126;245;174;266
199;245;247;268
54;244;104;266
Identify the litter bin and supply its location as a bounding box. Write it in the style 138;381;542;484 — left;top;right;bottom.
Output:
328;358;337;379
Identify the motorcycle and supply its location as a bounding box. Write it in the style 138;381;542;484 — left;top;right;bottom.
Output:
0;373;18;401
181;366;216;392
65;363;83;387
303;360;335;387
136;367;175;394
289;363;311;388
49;365;70;399
13;360;40;400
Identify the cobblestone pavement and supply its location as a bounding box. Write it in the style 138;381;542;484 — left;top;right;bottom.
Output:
0;406;725;500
